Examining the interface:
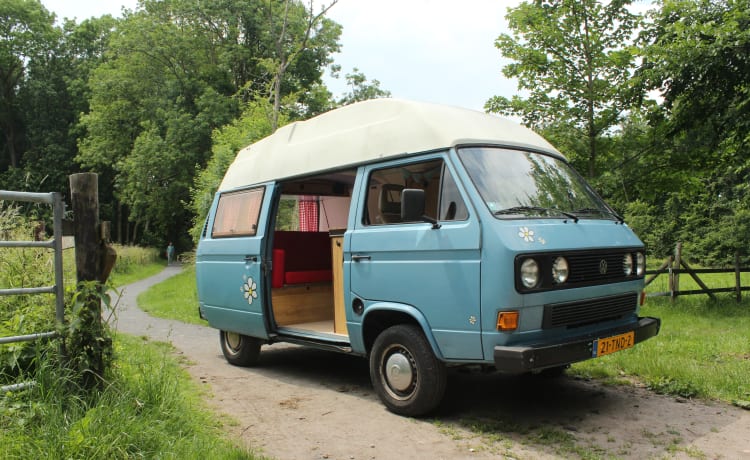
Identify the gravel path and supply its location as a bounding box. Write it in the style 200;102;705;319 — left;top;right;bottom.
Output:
111;267;750;460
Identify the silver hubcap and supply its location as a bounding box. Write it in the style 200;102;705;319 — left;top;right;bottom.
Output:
225;332;241;352
385;351;414;392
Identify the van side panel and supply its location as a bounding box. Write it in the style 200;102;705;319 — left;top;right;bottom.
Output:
347;157;483;361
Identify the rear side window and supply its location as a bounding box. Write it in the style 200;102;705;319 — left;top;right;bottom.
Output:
212;187;264;238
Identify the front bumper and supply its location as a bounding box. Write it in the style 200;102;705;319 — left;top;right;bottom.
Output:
493;316;661;374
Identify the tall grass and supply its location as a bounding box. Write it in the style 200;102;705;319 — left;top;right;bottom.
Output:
571;295;750;405
109;244;164;287
0;203;61;374
0;335;259;459
1;201;164;377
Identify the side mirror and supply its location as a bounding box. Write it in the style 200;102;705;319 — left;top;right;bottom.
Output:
401;189;440;229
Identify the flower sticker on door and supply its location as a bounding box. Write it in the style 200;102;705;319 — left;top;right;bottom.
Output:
241;275;258;305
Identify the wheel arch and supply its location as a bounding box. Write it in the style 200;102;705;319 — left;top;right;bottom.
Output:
361;302;444;360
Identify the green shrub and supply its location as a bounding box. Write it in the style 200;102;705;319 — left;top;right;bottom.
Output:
0;203;58;378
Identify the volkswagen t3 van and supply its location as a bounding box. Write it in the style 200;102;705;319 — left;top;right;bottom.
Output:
196;99;660;416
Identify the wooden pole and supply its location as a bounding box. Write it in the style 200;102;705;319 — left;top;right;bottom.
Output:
69;172;111;389
672;242;682;301
735;252;742;303
69;173;101;283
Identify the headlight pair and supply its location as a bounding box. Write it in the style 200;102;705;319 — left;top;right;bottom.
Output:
520;256;568;289
623;252;645;277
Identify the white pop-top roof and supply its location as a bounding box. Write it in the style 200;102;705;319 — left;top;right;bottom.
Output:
219;98;560;191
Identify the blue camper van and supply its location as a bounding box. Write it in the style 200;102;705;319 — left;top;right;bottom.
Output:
196;99;660;416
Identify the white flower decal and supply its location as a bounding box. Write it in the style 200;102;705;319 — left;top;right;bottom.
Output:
518;226;535;243
241;275;258;305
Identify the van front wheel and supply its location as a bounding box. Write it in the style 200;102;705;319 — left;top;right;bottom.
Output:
369;324;446;416
220;330;261;366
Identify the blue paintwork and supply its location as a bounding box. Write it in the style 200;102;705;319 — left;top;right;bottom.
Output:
346;153;483;360
476;217;644;361
195;182;275;339
195;149;647;367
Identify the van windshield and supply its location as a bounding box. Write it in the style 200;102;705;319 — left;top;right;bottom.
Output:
457;147;618;220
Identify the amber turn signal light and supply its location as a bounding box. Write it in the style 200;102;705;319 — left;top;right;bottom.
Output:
496;311;519;331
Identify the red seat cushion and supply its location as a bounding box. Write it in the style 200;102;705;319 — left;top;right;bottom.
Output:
284;270;332;285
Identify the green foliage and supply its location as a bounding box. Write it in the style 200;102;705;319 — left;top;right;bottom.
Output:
628;0;750;265
0;203;57;376
189;99;280;242
59;280;115;389
337;67;391;105
75;0;342;248
0;0;57;172
487;0;644;178
0;335;257;459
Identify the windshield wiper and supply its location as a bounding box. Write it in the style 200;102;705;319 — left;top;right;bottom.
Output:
573;207;624;223
494;206;579;222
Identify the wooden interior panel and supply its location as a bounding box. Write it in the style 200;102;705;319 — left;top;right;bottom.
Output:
272;283;334;326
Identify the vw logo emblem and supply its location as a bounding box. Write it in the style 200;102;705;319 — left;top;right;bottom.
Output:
599;259;608;274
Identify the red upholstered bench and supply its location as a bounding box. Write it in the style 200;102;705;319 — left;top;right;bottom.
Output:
272;231;333;288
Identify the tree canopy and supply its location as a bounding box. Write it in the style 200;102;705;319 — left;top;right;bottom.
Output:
3;0;750;265
490;0;750;264
0;0;367;249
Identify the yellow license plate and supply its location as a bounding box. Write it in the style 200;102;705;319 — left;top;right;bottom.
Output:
595;331;635;357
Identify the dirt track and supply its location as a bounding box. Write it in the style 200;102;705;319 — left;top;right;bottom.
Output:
111;267;750;459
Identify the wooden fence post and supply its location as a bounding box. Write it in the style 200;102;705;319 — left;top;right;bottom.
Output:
69;173;101;283
735;251;742;303
68;172;112;388
671;242;682;301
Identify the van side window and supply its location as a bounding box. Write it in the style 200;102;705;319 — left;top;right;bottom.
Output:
365;159;467;225
439;164;469;221
211;187;264;238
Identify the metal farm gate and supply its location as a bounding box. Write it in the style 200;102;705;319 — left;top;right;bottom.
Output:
0;191;65;392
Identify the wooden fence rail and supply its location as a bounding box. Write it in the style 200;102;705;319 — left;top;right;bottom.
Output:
645;244;748;302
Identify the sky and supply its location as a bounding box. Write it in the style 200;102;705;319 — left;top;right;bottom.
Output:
41;0;522;111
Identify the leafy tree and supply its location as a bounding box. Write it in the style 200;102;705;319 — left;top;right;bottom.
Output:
262;0;341;130
337;67;391;105
486;0;643;178
78;0;342;247
636;0;750;264
190;99;281;242
0;0;57;172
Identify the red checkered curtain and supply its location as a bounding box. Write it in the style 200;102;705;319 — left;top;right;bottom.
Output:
298;195;319;231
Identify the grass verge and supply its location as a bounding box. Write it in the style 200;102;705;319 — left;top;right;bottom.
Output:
138;265;205;325
571;295;750;406
0;334;260;459
108;244;165;287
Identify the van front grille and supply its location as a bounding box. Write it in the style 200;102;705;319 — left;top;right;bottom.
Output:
542;293;638;329
514;248;644;292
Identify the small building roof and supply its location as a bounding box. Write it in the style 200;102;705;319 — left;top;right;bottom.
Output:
219;98;560;191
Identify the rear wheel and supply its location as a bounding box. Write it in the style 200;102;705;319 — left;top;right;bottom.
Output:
369;324;446;416
220;330;262;366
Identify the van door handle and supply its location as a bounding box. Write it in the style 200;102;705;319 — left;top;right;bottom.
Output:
352;254;371;262
244;255;258;263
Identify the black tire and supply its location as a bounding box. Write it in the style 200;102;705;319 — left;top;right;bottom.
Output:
219;330;262;366
369;324;447;416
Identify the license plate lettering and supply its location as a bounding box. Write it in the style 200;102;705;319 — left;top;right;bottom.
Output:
594;331;635;357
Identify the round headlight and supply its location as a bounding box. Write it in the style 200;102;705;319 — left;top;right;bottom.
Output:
636;252;645;276
552;257;569;284
623;253;634;276
520;258;540;288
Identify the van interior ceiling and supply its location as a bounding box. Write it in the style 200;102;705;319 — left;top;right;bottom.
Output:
270;170;356;338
